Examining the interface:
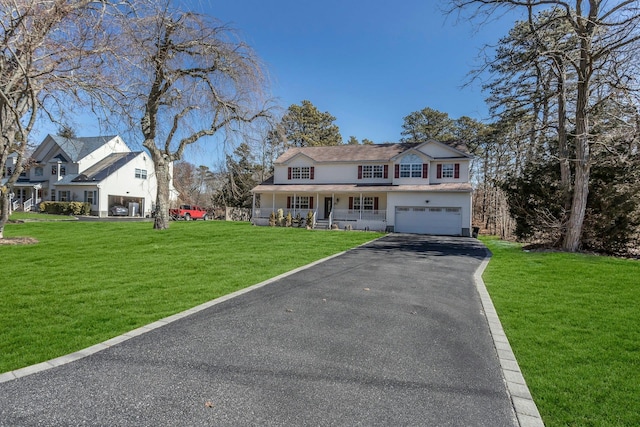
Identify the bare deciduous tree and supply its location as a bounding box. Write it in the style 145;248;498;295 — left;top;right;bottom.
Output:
450;0;640;251
0;0;113;239
115;2;271;229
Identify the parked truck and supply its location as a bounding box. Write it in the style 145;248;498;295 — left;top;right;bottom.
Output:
169;205;209;221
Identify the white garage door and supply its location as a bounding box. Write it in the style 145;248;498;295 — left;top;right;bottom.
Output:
395;207;462;235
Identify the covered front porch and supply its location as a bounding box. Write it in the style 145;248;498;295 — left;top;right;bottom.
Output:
251;188;388;231
9;180;48;213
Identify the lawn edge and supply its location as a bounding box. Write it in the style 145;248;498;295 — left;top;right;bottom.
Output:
0;236;382;384
474;246;545;427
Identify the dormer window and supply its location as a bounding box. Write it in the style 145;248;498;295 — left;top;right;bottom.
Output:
401;154;422;178
395;154;428;179
288;166;315;180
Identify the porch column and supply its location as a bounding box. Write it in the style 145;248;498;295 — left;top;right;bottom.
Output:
330;192;335;227
252;192;256;220
272;193;275;213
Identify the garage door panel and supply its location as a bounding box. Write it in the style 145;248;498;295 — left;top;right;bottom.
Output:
395;206;461;235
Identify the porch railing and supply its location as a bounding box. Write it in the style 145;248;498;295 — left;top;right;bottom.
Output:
23;197;33;212
332;209;386;222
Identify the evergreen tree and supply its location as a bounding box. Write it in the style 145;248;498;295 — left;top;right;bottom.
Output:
400;107;455;142
273;100;342;148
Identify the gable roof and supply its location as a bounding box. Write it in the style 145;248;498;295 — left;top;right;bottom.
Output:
48;135;120;162
71;152;140;183
274;141;471;164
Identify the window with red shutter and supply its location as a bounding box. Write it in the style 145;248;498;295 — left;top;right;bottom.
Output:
287;196;291;209
383;165;388;179
288;167;292;180
394;164;400;178
422;163;429;179
309;197;314;209
348;197;354;210
374;197;379;210
310;166;315;180
358;165;362;179
454;163;460;179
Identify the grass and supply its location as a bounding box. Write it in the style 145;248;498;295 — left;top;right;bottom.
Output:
481;236;640;427
9;211;77;221
0;220;384;374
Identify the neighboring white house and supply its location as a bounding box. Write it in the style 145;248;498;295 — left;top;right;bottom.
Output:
3;134;174;217
251;140;474;236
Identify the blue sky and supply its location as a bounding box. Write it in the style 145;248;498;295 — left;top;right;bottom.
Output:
194;0;517;144
33;1;520;166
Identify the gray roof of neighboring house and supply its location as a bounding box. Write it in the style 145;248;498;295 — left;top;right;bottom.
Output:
48;134;119;162
274;141;471;164
55;152;140;185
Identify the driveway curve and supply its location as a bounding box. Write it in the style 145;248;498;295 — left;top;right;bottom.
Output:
0;234;518;426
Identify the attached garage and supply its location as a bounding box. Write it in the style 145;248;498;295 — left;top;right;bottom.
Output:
395;206;462;235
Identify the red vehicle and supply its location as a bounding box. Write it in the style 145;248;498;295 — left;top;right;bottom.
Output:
169;204;209;221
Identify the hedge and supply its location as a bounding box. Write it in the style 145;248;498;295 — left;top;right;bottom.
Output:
39;201;91;216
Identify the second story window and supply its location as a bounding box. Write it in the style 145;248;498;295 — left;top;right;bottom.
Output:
288;166;314;180
135;168;148;179
395;154;427;179
358;165;387;179
60;166;66;176
437;163;460;179
400;163;422;178
35;167;43;177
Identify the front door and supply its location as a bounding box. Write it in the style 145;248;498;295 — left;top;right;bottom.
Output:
324;197;332;219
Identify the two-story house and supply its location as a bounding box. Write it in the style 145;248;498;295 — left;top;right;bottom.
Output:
5;134;171;217
251;140;473;236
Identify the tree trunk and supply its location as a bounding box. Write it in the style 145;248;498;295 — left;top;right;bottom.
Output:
563;33;592;252
152;156;172;230
556;59;572;213
0;189;9;239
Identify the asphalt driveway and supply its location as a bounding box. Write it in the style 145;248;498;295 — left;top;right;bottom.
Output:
0;234;518;426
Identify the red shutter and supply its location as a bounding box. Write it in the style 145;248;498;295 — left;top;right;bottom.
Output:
454;163;460;179
309;197;314;209
374;197;379;211
288;167;292;180
437;164;442;179
422;163;429;179
287;196;291;209
310;166;315;180
357;165;362;179
394;164;400;178
383;165;389;179
348;197;353;209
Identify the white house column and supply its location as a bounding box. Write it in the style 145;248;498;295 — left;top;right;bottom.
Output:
252;192;256;220
331;192;335;227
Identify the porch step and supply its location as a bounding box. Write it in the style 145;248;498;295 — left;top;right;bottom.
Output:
315;219;330;230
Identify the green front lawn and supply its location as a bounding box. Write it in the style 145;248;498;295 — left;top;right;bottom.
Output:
1;220;384;373
9;211;77;221
481;237;640;427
